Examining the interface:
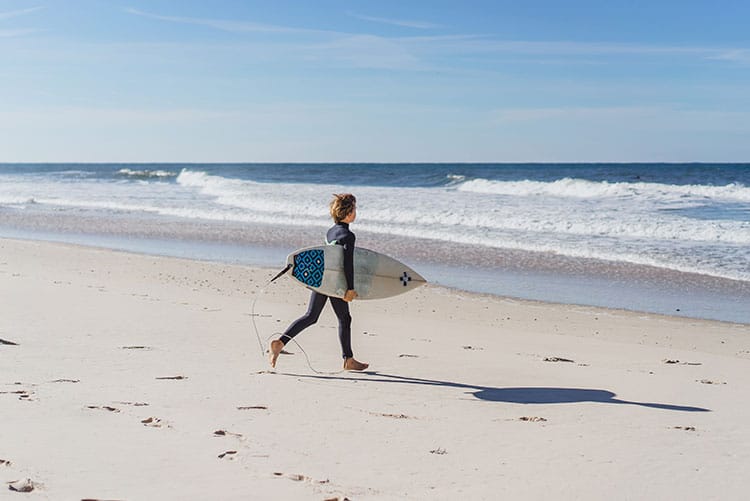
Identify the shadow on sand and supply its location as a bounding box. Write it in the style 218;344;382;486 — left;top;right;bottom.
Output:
280;371;709;412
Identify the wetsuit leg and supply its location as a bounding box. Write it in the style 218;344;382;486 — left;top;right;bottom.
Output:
280;291;327;345
329;297;353;359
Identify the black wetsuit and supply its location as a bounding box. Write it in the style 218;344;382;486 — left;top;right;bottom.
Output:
279;223;355;359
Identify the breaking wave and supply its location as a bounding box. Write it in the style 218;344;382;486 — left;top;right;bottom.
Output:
454;177;750;202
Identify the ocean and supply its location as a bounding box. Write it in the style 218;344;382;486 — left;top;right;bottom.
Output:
1;163;749;323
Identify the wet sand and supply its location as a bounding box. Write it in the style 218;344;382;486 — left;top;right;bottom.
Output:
2;206;749;323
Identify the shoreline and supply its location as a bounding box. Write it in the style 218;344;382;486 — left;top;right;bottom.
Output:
1;215;749;325
2;234;749;333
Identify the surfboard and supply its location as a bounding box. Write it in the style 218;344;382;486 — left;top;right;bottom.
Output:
285;245;426;300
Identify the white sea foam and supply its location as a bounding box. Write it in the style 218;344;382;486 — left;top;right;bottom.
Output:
0;196;37;205
54;170;96;177
176;169;329;219
455;177;750;202
118;168;177;179
2;167;749;282
357;220;750;282
445;174;466;185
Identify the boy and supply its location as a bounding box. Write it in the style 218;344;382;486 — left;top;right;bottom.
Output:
269;193;369;371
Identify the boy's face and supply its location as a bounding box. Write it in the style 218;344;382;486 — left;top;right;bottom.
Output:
342;206;357;223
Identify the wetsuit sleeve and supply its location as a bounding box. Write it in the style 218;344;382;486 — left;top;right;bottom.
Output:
343;233;355;290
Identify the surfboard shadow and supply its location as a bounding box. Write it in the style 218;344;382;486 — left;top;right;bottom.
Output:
472;387;708;412
281;372;709;413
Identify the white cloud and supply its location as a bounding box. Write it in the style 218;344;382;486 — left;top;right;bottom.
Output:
122;8;436;70
492;106;660;123
0;102;360;128
0;28;38;37
0;5;42;37
0;107;241;127
709;49;750;64
0;6;43;20
347;12;441;30
424;38;728;58
120;7;750;72
490;105;750;135
302;34;423;70
123;7;333;35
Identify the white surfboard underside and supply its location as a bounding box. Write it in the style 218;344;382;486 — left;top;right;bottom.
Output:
286;245;426;300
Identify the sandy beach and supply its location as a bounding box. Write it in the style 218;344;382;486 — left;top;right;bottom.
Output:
2;237;750;500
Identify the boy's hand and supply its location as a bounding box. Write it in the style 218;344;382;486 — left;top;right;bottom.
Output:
344;289;358;302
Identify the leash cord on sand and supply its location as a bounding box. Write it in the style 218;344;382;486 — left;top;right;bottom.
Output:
251;268;344;376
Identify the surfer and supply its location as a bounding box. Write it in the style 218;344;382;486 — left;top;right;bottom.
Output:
269;193;369;371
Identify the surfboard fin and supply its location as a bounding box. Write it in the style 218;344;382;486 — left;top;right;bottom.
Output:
269;263;292;284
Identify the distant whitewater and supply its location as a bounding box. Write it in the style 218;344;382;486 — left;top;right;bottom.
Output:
1;163;749;282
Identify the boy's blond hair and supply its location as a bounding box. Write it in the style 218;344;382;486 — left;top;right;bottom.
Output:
330;193;357;223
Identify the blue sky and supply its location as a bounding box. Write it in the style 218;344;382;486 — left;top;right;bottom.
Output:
1;0;749;162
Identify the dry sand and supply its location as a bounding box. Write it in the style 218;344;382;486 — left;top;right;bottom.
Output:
2;238;749;500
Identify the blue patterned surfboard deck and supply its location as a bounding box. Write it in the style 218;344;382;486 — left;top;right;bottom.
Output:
292;249;325;288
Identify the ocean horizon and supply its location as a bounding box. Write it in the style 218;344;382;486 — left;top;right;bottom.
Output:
1;162;749;324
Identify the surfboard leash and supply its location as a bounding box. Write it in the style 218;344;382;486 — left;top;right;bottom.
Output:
250;264;345;376
250;264;289;358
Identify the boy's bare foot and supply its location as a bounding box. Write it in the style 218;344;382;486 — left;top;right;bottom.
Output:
343;357;369;371
269;340;284;368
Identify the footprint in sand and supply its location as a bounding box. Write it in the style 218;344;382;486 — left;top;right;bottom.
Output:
369;412;412;419
0;390;32;398
544;356;575;363
697;379;727;385
663;359;702;366
272;472;328;483
87;405;120;413
7;478;37;492
141;417;167;428
214;430;244;439
2;389;36;401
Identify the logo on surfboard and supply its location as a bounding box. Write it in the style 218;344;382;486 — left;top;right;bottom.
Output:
400;272;412;286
